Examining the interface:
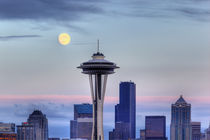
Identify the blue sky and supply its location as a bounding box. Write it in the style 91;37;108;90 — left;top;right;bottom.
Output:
0;0;210;139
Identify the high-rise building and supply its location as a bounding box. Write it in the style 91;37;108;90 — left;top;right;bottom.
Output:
170;95;191;140
17;122;35;140
78;45;119;140
0;122;15;133
70;103;93;140
145;116;167;140
191;122;201;140
109;81;136;140
28;110;48;140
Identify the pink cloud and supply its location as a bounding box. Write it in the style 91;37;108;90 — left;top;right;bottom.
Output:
0;94;209;106
0;94;91;104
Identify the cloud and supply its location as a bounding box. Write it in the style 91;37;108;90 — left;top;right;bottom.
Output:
13;103;73;119
0;0;103;21
174;7;210;21
109;0;210;21
0;35;41;41
0;0;209;23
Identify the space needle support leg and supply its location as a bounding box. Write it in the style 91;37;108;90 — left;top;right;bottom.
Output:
102;75;107;103
89;74;108;140
89;75;97;140
98;74;109;140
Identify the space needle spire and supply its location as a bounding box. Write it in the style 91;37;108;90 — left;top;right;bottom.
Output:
78;42;119;140
97;39;100;53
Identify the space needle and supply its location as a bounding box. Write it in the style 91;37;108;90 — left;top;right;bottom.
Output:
78;41;119;140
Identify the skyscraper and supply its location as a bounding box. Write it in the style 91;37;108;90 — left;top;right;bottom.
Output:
145;116;167;140
17;122;35;140
191;122;201;140
28;110;48;140
78;44;119;140
70;103;93;140
170;95;191;140
109;81;136;140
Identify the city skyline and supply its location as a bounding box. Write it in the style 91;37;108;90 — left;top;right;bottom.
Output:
0;89;210;139
0;0;210;139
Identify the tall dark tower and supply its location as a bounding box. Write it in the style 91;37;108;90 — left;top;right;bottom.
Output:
27;110;48;140
78;41;119;140
170;95;191;140
109;81;136;140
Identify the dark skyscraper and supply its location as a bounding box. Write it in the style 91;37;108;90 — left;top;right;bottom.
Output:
191;122;201;140
28;110;48;140
70;103;93;140
170;95;191;140
109;81;136;140
145;116;167;140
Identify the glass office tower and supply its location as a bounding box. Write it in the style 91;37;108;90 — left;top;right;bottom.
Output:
70;103;93;140
27;110;48;140
109;81;136;140
170;95;191;140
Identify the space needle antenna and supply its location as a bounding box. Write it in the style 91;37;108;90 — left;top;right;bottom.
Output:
97;39;100;53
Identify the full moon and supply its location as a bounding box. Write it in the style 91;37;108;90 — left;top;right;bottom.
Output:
58;33;71;45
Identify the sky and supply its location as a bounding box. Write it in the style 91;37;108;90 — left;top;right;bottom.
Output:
0;0;210;139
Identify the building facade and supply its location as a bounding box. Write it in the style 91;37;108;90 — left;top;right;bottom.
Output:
170;95;191;140
205;125;210;140
200;133;205;140
145;116;167;140
140;129;146;140
0;123;15;133
70;103;93;140
0;133;16;140
17;122;35;140
48;138;60;140
109;81;136;140
0;122;16;140
191;122;201;140
28;110;48;140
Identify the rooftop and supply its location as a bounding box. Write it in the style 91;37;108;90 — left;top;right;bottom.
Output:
30;110;44;116
175;95;187;104
74;104;92;114
78;51;119;74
